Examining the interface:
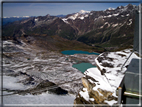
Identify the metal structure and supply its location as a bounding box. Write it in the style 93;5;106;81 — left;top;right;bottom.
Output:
117;4;142;105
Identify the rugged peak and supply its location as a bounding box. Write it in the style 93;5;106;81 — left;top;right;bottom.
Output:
126;3;133;7
62;10;90;22
116;5;124;9
78;10;90;14
46;14;50;17
107;7;115;10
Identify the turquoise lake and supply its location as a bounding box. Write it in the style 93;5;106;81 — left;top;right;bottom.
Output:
72;63;96;73
61;50;98;73
61;50;99;55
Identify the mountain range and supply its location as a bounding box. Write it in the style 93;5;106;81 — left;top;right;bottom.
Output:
2;4;139;52
2;16;30;25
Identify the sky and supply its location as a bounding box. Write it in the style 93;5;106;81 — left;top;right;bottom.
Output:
2;0;141;17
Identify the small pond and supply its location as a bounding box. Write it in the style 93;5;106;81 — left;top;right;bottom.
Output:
72;63;96;73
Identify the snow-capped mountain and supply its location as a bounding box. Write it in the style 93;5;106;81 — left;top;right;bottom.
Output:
107;7;115;10
79;10;90;14
62;10;90;21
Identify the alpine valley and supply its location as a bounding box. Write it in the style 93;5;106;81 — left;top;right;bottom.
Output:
2;4;141;106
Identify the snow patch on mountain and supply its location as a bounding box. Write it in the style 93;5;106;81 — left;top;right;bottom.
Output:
100;22;110;28
34;18;38;22
90;13;93;15
126;14;129;16
103;13;119;18
78;16;84;20
113;13;119;16
112;23;118;27
127;19;132;25
62;18;69;24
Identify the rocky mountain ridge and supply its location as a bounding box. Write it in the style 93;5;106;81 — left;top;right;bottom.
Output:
74;49;140;106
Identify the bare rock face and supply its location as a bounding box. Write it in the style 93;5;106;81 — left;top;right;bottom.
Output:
81;77;95;92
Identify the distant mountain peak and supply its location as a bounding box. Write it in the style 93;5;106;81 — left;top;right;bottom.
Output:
3;16;30;18
23;16;30;18
107;7;115;10
79;10;90;14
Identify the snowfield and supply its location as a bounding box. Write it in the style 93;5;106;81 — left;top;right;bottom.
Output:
4;92;75;105
3;75;29;90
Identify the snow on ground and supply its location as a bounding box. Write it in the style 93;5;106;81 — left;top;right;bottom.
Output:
3;92;75;105
104;100;117;106
3;40;13;45
79;88;89;101
85;68;113;92
3;75;29;90
126;14;129;16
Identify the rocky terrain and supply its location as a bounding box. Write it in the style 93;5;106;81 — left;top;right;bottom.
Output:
2;40;140;106
2;40;98;105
